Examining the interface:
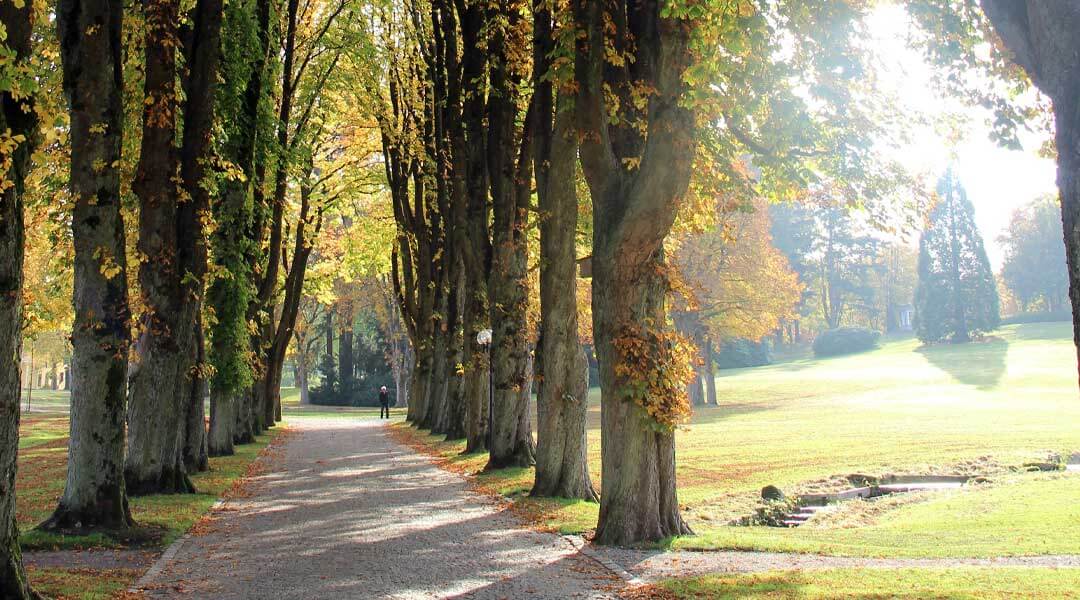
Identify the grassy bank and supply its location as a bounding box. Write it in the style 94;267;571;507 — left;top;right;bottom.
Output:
653;567;1080;599
16;412;286;597
396;322;1080;557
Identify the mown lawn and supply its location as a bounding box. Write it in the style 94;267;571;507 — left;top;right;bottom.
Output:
396;322;1080;557
656;567;1080;599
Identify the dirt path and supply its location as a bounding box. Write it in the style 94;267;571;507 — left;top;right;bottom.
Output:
134;418;619;599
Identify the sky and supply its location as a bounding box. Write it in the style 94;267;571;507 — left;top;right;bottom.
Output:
866;5;1059;269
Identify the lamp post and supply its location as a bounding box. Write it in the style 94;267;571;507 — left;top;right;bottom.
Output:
476;329;493;449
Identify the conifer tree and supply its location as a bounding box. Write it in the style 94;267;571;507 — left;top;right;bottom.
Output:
915;169;1000;343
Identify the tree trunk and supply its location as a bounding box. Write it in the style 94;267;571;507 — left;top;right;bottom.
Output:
531;1;596;496
574;0;695;546
484;2;535;469
396;344;412;408
339;329;354;395
1057;108;1080;386
208;386;235;456
591;248;691;545
177;0;222;475
688;371;705;406
462;285;490;453
207;0;269;454
298;362;310;405
442;264;467;440
125;0;194;496
43;0;134;532
183;317;209;473
0;0;38;592
704;338;717;406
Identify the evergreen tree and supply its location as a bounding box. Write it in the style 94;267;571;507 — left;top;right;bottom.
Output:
915;169;1000;343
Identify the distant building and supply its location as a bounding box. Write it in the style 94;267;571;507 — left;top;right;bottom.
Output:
895;304;914;332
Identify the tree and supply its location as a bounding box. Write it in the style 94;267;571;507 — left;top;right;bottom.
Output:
908;1;1080;383
574;0;698;546
42;0;134;532
207;0;272;455
1;0;40;592
531;0;597;501
672;199;801;397
814;204;882;330
125;0;224;495
484;0;536;470
915;169;999;343
1000;195;1068;312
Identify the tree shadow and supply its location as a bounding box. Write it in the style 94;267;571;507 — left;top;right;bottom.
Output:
689;402;777;425
916;337;1009;391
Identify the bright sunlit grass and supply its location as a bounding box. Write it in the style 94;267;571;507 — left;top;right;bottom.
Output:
395;321;1080;557
658;567;1080;599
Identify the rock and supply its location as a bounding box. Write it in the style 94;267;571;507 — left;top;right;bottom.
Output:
1023;462;1062;472
761;485;785;501
847;473;879;486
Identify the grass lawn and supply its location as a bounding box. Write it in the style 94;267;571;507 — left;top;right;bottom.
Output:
654;567;1080;599
395;322;1080;557
16;410;285;597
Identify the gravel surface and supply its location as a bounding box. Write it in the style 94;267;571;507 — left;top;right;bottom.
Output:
135;418;619;599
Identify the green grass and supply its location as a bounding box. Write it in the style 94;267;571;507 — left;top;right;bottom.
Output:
16;421;283;551
659;567;1080;599
399;322;1080;557
19;389;73;414
27;566;141;600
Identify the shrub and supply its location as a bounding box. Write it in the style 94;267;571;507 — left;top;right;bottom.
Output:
812;327;880;358
714;339;773;369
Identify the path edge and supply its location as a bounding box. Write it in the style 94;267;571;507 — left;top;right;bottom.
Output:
564;534;644;586
129;498;226;593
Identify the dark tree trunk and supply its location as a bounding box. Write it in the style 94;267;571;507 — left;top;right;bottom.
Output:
183;318;209;473
485;0;535;469
339;330;354;386
126;0;195;497
574;0;695;546
260;169;320;422
462;286;490;453
178;0;222;475
0;1;38;593
43;0;134;533
442;264;467;440
530;0;596;501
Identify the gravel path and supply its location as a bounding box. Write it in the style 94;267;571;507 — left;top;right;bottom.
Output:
135;418;619;599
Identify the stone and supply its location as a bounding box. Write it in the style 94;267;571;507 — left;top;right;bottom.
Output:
761;485;785;501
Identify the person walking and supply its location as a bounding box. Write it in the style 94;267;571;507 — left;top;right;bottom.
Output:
379;386;390;419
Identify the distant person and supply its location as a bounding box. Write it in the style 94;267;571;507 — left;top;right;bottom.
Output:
379;386;390;419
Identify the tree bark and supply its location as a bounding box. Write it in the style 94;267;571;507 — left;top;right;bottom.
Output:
0;0;39;593
178;0;223;475
126;0;195;496
530;0;596;500
208;0;271;452
44;0;133;532
485;0;535;469
574;0;695;546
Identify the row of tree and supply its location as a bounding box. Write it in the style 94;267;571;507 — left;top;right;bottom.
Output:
368;0;924;549
0;0;384;595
